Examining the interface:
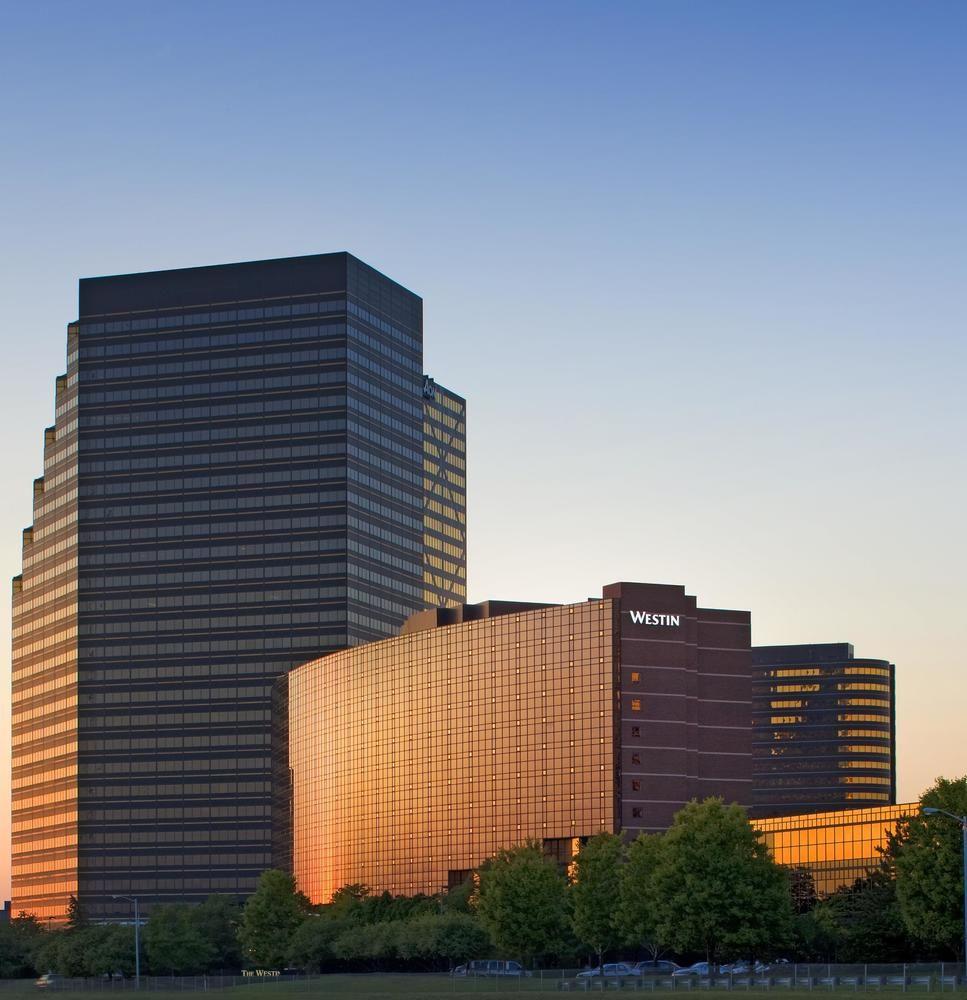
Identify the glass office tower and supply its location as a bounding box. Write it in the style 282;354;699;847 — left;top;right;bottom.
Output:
11;253;465;922
421;377;466;609
751;643;895;817
11;334;81;924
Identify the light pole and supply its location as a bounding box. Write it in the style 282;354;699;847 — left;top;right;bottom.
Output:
112;895;141;989
922;807;967;972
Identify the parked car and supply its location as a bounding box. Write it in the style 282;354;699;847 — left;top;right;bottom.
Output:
632;960;680;975
577;963;636;979
717;960;771;975
453;959;530;977
752;959;790;974
673;961;712;977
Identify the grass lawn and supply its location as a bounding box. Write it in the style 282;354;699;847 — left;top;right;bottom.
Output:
13;977;952;1000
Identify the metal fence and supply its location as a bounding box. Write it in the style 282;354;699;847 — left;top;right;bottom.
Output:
23;977;307;991
16;966;967;993
484;966;967;992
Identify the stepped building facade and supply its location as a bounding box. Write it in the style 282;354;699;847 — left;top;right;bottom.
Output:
11;252;465;922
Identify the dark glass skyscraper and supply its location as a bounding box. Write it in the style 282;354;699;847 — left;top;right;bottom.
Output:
751;643;895;817
12;253;465;921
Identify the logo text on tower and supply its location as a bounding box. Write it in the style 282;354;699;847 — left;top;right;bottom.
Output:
629;611;681;626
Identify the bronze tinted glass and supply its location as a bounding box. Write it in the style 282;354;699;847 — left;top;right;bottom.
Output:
286;601;617;902
756;803;911;895
12;327;80;922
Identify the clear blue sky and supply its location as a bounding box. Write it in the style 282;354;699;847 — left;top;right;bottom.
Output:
1;0;965;890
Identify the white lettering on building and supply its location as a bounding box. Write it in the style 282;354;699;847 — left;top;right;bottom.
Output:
628;611;681;627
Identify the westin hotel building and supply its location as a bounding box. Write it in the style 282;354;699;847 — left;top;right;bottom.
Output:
275;581;753;903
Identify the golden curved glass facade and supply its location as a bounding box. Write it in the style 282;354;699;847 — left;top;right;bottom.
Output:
285;600;618;903
756;803;913;896
11;326;80;922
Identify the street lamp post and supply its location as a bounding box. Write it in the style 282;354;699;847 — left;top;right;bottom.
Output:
922;808;967;975
112;895;141;989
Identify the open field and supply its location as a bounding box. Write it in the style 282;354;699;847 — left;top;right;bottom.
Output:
5;976;965;1000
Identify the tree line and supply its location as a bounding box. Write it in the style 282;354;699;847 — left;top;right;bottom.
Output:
6;778;965;978
796;776;967;962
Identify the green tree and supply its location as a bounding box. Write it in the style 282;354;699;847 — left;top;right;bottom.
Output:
794;908;841;963
286;904;492;973
331;921;398;965
30;932;62;978
813;870;911;962
651;798;793;963
83;925;136;977
190;896;242;970
395;913;492;969
442;877;475;914
0;914;44;977
287;916;352;971
65;895;88;932
789;869;819;915
34;925;134;978
475;841;570;966
615;832;665;958
34;930;87;977
238;870;310;969
570;832;624;968
143;904;215;974
355;890;436;925
327;884;370;921
888;776;967;957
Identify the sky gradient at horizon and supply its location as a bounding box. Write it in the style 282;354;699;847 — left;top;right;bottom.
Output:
1;0;965;896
